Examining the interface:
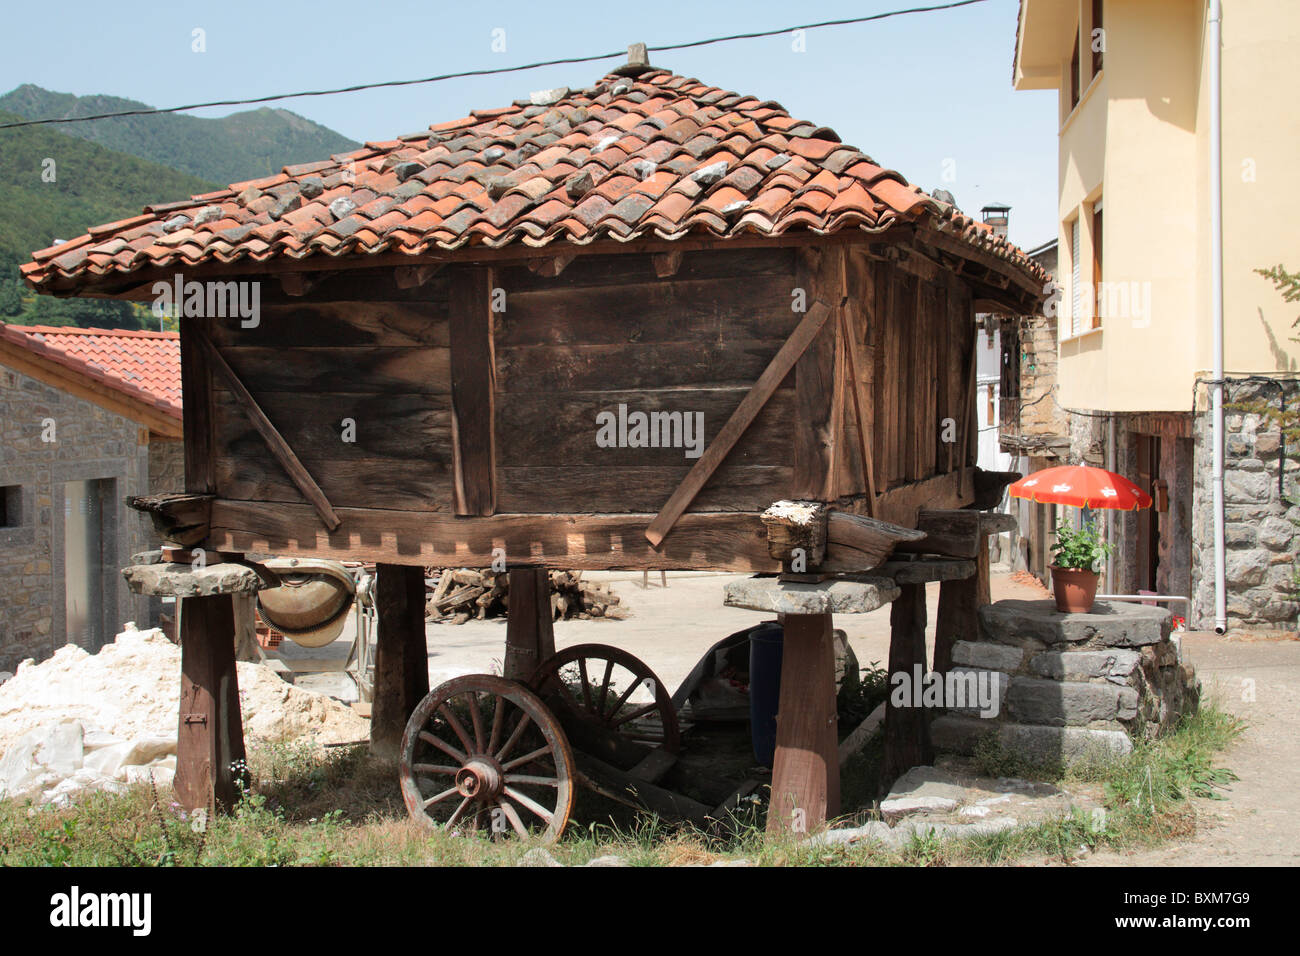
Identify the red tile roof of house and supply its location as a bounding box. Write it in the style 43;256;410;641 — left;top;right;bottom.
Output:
0;323;181;419
20;68;1047;292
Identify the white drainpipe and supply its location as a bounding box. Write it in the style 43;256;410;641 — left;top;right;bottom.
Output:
1209;0;1227;633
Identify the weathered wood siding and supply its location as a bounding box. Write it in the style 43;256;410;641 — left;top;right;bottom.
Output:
492;247;801;513
201;271;454;513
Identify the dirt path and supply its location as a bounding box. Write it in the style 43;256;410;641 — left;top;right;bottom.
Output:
1080;631;1300;866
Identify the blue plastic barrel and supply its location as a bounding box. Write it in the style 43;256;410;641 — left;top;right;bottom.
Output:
748;622;785;767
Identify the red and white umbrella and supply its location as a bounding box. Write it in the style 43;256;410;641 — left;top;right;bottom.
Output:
1008;464;1152;511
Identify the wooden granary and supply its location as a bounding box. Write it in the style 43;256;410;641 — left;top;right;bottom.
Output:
23;54;1047;837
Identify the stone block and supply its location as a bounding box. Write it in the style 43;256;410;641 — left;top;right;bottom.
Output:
1257;517;1296;551
931;715;1133;763
1006;678;1138;726
979;599;1169;648
944;667;1010;718
1029;648;1141;680
1225;549;1269;588
723;576;899;614
950;640;1024;672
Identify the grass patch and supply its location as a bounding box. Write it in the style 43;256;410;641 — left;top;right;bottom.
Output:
0;704;1242;867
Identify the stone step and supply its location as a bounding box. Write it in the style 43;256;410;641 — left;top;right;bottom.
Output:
978;599;1170;649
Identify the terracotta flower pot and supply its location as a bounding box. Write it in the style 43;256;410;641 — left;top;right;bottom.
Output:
1051;566;1100;613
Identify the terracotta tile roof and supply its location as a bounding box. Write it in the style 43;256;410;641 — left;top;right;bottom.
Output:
21;69;1046;291
0;323;181;419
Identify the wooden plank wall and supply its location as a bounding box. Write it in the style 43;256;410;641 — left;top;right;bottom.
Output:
203;271;454;513
492;248;801;513
840;249;974;505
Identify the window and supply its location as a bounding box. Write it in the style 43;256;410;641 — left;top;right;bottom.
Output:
1091;0;1104;78
0;485;21;528
1091;202;1103;329
1070;216;1083;336
1070;27;1081;110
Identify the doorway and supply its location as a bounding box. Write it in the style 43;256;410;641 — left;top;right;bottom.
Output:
63;478;112;650
1134;435;1161;592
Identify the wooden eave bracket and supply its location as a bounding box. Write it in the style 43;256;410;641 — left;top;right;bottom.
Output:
761;500;926;572
127;492;214;548
195;332;342;531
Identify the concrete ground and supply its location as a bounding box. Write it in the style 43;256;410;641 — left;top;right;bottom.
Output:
1081;629;1300;867
274;569;1300;866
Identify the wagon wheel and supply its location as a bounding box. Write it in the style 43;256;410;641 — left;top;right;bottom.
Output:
531;644;680;762
399;674;575;844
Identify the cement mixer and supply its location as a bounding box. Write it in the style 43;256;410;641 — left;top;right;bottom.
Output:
254;559;376;702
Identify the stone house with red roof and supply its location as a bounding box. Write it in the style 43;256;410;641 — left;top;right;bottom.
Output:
0;324;182;669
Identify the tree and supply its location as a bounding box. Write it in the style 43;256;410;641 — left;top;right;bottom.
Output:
24;292;143;330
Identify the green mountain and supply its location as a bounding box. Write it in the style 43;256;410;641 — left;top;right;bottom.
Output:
0;108;216;261
0;110;218;329
0;85;359;186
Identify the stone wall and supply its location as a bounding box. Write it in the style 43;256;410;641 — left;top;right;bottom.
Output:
1191;377;1300;630
0;361;155;670
932;599;1199;766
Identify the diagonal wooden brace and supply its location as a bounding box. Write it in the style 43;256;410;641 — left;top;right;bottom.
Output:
645;300;834;547
196;331;341;531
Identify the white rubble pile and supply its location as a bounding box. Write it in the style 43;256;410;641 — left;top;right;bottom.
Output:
0;624;370;807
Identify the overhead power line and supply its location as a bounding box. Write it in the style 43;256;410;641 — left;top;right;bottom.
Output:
0;0;988;131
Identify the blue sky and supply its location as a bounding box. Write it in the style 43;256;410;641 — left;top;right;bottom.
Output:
1;0;1059;247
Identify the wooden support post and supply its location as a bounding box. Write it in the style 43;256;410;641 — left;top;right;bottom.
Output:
934;576;976;675
503;566;556;681
975;540;992;607
767;612;840;835
370;564;430;759
882;583;933;784
175;594;246;813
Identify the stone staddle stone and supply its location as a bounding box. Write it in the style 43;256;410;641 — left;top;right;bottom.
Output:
724;576;900;615
122;561;266;598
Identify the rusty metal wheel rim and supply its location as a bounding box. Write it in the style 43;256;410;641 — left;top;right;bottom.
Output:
399;675;575;844
531;644;681;754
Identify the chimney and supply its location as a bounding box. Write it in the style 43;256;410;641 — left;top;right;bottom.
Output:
981;202;1011;238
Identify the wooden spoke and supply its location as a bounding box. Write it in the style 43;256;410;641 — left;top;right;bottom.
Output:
495;711;534;762
437;703;476;756
446;796;474;830
499;799;530;838
412;763;459;775
419;730;466;765
612;701;661;726
609;678;641;717
596;658;615;716
423;785;460;809
504;774;560;787
577;658;593;711
501;744;552;773
487;695;506;756
504;786;554;824
465;691;487;752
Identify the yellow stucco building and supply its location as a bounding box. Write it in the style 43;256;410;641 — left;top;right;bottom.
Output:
1011;0;1300;629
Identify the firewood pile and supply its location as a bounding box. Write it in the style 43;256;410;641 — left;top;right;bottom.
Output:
425;569;628;625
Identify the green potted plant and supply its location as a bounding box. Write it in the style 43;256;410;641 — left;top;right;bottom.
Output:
1050;519;1114;613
